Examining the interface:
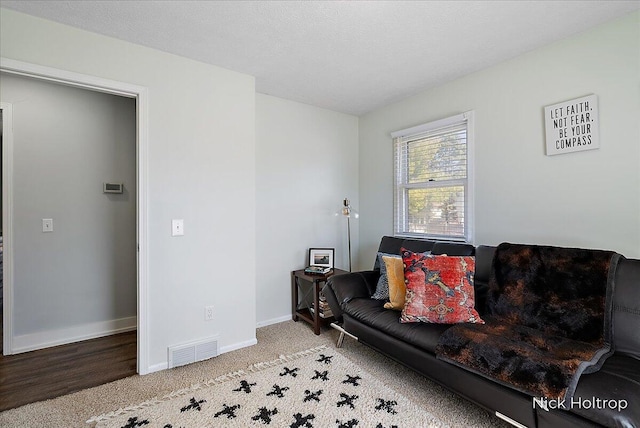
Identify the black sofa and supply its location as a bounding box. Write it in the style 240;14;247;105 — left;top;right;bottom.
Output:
322;236;640;428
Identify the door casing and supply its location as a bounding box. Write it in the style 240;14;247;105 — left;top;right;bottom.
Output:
0;57;150;374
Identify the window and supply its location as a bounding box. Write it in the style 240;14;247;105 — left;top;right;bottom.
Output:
392;112;474;242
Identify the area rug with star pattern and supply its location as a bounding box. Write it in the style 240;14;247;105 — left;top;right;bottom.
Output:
87;345;443;428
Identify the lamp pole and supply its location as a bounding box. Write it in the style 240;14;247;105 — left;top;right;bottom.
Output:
347;213;352;272
342;198;355;272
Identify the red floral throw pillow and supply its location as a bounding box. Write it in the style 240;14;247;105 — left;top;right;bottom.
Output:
400;250;484;324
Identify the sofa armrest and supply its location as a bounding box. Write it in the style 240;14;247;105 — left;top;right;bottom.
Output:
612;257;640;360
322;270;379;322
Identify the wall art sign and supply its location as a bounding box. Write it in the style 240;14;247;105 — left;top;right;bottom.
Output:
544;94;599;156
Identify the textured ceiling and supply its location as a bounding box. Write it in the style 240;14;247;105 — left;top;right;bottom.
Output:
2;1;639;115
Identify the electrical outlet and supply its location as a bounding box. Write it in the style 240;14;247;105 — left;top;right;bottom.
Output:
205;306;214;321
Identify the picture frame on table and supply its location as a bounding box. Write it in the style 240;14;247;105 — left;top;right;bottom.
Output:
308;248;334;269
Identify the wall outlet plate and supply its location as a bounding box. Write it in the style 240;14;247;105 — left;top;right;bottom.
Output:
205;306;214;321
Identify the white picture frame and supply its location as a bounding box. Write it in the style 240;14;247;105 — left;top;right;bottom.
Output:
308;248;334;269
544;94;599;156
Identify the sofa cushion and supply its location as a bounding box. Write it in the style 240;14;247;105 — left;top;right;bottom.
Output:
558;354;640;427
400;251;484;324
612;257;640;360
382;255;406;310
431;241;475;256
374;236;435;268
371;252;399;300
342;298;450;353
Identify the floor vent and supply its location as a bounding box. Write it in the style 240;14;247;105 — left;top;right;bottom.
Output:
168;336;219;369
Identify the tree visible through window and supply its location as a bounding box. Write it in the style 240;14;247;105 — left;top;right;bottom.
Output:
392;112;473;241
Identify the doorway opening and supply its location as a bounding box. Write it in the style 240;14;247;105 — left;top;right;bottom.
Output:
0;58;148;376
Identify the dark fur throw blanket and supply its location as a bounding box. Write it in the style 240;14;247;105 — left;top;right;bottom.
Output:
436;243;620;400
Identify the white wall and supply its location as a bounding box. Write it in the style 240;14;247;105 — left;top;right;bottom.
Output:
255;94;358;325
359;10;640;267
1;9;256;371
0;74;137;349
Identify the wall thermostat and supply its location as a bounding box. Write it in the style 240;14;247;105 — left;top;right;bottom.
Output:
103;182;124;194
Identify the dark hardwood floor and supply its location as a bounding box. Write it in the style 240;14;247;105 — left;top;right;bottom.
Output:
0;330;137;411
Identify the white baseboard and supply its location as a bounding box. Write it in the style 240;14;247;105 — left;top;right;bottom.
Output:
145;337;258;375
147;361;168;374
11;316;137;354
256;315;291;328
220;338;258;354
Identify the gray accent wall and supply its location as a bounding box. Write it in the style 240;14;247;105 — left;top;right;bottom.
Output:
1;73;137;337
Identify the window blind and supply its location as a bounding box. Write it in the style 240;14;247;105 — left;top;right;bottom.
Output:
393;115;471;241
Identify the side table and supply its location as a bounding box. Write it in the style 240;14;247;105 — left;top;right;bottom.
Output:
291;269;348;335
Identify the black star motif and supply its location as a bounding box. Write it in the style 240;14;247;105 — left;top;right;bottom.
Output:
180;397;206;412
122;417;149;428
336;393;359;409
214;403;241;419
337;419;359;428
342;374;361;386
266;384;290;398
233;380;257;394
316;354;333;365
375;398;398;414
280;366;299;377
290;413;315;428
251;406;279;424
303;389;323;402
311;370;329;381
375;424;398;428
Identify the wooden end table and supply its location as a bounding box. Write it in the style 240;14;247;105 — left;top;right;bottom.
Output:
291;269;348;335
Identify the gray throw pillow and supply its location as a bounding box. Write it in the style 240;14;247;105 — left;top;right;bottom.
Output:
372;252;400;300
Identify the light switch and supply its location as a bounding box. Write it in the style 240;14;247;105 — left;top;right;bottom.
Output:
171;219;184;236
42;218;53;232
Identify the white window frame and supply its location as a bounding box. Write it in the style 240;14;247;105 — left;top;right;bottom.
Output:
391;111;474;243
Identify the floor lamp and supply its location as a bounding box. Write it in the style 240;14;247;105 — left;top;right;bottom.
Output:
340;198;358;272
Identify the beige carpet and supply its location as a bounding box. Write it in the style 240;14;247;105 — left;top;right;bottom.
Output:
0;321;509;427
